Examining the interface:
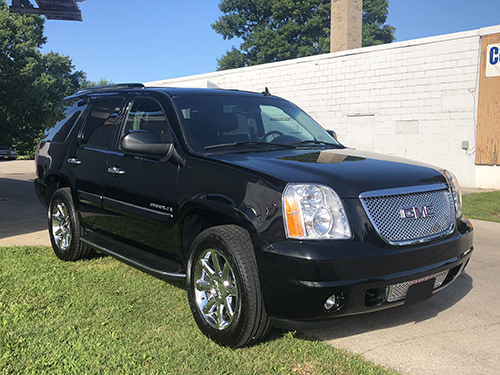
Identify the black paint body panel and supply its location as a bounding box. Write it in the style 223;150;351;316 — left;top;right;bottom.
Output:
34;86;474;329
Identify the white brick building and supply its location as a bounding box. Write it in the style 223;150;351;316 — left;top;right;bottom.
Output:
148;25;500;189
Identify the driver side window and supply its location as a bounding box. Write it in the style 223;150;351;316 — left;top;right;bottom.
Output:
121;97;171;145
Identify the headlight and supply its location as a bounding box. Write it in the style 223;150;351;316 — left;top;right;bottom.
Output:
283;183;351;240
443;170;462;219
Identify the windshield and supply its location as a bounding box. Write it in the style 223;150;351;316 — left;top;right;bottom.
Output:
171;94;340;153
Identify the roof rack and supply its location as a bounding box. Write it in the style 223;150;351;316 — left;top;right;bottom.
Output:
75;83;145;95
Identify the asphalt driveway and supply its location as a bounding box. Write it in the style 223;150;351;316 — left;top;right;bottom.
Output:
1;160;499;374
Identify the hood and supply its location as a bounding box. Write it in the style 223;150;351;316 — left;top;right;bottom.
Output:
209;148;447;198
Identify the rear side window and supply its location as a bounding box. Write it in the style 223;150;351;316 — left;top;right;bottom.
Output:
81;96;125;149
42;98;87;143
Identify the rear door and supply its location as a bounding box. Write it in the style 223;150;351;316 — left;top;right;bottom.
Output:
66;94;127;232
103;93;180;262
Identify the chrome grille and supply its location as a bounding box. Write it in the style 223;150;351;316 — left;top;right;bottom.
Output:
360;184;455;245
386;270;449;302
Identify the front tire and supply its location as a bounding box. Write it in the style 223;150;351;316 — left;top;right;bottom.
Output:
186;225;270;348
48;187;93;261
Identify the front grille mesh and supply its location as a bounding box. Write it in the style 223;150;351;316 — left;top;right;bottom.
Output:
361;188;455;245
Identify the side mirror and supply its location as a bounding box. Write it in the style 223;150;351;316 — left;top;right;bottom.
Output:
121;130;170;156
326;130;338;141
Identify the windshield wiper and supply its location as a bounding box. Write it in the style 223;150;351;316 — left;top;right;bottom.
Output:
293;140;343;148
205;141;296;151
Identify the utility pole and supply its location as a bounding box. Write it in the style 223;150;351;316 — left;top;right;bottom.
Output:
330;0;363;53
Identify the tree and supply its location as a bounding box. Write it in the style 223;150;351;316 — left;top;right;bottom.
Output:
362;0;395;47
0;0;85;156
212;0;395;70
80;77;115;89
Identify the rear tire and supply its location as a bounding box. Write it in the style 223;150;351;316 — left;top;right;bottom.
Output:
48;187;94;261
186;225;270;348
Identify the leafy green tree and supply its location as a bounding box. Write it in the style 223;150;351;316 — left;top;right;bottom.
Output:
213;0;395;70
80;77;115;89
362;0;395;47
0;0;85;156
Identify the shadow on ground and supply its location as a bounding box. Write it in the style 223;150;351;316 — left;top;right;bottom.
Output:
0;176;47;239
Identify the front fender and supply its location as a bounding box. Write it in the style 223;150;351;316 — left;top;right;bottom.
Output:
177;197;258;263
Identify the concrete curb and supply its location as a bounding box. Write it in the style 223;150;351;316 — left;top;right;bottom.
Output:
0;230;51;247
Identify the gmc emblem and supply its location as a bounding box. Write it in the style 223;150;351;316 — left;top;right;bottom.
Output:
400;204;435;220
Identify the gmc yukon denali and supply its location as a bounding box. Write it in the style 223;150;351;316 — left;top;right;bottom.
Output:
34;84;473;348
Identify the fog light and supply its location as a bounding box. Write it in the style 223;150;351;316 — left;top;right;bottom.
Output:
324;293;345;312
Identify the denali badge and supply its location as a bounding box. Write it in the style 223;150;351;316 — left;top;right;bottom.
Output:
150;203;173;213
399;204;435;220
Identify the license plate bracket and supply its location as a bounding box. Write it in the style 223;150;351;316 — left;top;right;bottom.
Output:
404;277;435;306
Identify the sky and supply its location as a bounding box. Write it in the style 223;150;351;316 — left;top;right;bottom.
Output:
30;0;500;84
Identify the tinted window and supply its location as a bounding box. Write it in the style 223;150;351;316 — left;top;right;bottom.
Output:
81;97;124;149
121;97;172;144
43;98;87;143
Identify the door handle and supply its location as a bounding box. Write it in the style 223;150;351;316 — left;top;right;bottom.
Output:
107;166;125;176
67;158;82;166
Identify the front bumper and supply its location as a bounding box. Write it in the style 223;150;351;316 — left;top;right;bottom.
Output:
255;217;473;329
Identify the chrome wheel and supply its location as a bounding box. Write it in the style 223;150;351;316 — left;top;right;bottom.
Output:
187;226;270;348
51;201;72;252
193;248;238;330
48;188;94;261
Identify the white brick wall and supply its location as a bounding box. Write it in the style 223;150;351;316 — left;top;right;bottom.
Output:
148;26;500;189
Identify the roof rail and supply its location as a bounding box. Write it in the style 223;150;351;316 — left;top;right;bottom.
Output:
75;83;145;95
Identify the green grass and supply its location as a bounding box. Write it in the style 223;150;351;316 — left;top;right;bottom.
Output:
462;191;500;223
0;246;398;375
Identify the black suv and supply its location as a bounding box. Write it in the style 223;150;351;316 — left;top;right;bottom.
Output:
35;84;473;348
